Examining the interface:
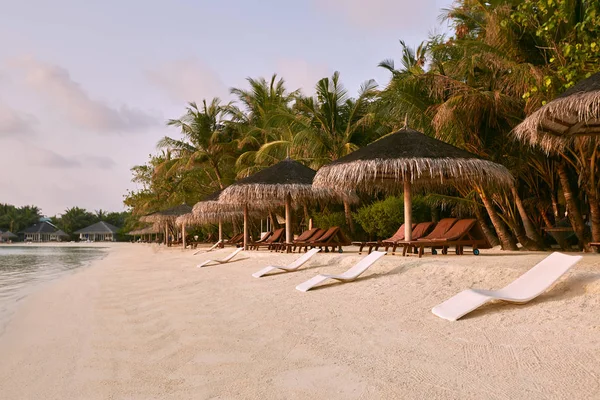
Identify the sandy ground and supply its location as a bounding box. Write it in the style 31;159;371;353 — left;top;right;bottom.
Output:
0;243;599;399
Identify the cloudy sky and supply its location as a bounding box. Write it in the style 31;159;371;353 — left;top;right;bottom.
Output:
0;0;452;216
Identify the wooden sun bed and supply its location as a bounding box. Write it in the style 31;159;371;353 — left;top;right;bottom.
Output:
223;233;244;247
250;228;284;250
394;218;457;256
294;226;351;253
405;218;491;257
276;227;322;252
352;223;415;254
590;242;600;252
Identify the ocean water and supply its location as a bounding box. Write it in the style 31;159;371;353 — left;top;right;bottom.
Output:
0;245;107;333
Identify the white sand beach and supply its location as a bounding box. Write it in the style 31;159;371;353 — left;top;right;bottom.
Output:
1;244;599;399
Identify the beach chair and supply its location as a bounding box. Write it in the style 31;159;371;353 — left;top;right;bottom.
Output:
222;233;244;247
296;227;351;253
247;231;273;250
432;252;583;321
352;223;413;254
590;242;600;252
394;218;457;256
296;251;387;292
196;247;244;268
409;219;490;258
388;222;435;254
288;228;326;252
278;228;322;252
252;248;321;278
250;228;284;250
193;239;223;255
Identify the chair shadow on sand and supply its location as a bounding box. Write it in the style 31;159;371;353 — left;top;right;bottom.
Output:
199;257;250;267
306;262;415;291
460;272;600;320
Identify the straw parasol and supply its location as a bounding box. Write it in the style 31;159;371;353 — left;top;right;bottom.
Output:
514;72;600;151
313;127;513;241
219;158;332;249
1;231;17;241
140;204;192;245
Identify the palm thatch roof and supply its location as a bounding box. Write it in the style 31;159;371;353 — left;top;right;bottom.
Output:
176;211;249;226
54;230;69;238
191;189;240;215
514;72;600;151
128;224;160;235
74;221;119;234
1;231;17;239
219;158;332;208
140;204;193;224
313;128;513;193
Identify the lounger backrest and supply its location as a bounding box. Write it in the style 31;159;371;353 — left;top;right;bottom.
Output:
312;227;339;243
341;251;387;279
289;248;321;269
257;231;273;242
306;228;326;242
440;219;477;241
223;247;244;262
386;224;406;242
412;222;435;239
296;228;320;242
497;252;582;300
228;233;243;242
421;218;457;240
267;228;285;243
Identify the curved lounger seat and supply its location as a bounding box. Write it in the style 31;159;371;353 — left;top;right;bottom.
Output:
295;251;387;292
410;219;490;257
432;252;582;321
252;248;321;278
196;247;244;268
193;240;223;255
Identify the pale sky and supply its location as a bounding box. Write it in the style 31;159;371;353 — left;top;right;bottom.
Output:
0;0;452;216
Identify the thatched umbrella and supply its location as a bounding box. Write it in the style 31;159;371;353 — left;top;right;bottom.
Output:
313;128;513;241
1;231;17;241
219;158;331;250
141;204;192;246
514;72;600;151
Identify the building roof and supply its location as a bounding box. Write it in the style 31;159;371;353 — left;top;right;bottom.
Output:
22;221;60;234
74;221;119;234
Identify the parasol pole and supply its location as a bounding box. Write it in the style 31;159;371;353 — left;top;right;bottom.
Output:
243;203;249;250
218;216;223;242
182;222;186;250
404;179;412;241
285;192;292;244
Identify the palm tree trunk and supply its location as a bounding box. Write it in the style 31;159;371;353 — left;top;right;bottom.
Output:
478;189;518;250
343;200;355;233
588;191;600;245
511;186;545;248
557;162;587;249
474;206;499;247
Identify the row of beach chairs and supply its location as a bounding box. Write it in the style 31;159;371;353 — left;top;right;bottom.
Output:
352;218;490;257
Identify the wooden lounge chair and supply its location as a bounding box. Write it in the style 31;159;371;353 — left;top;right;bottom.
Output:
432;252;582;321
352;223;413;254
295;227;351;253
591;242;600;252
196;247;244;268
222;233;244;247
250;228;284;250
409;218;490;258
252;248;321;277
387;222;435;255
277;228;322;252
395;218;457;256
295;251;387;292
247;231;273;250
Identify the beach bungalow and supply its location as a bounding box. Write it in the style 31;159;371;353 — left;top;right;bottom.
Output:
22;221;68;242
75;221;119;242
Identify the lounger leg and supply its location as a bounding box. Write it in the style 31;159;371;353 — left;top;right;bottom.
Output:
418;246;424;258
358;244;364;254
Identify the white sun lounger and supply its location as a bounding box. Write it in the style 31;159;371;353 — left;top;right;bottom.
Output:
296;251;387;292
193;240;223;255
196;247;244;268
252;248;321;278
432;252;583;321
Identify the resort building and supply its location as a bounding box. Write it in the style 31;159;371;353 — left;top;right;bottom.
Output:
22;221;69;242
75;221;119;242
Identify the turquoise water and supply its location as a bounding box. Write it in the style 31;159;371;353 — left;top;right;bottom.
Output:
0;245;107;333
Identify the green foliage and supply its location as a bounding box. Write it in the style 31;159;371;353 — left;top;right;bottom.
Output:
353;196;431;240
0;204;42;233
311;210;348;233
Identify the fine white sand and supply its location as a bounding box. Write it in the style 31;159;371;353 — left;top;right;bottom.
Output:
0;243;599;399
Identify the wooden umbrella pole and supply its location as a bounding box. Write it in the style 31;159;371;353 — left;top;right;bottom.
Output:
218;217;223;242
404;179;412;241
285;193;292;244
182;223;186;250
165;224;169;246
243;204;249;250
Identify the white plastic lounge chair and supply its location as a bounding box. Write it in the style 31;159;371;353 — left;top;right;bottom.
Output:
252;248;321;278
432;252;583;321
196;247;244;268
295;251;387;292
193;240;223;255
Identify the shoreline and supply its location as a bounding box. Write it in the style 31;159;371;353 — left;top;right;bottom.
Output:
0;244;599;399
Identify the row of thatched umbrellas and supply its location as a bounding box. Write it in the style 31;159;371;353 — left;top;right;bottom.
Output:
138;71;600;250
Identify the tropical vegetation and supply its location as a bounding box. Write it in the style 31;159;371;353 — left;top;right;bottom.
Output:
125;0;600;251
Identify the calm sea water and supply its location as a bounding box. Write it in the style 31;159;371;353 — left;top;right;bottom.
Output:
0;245;107;333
